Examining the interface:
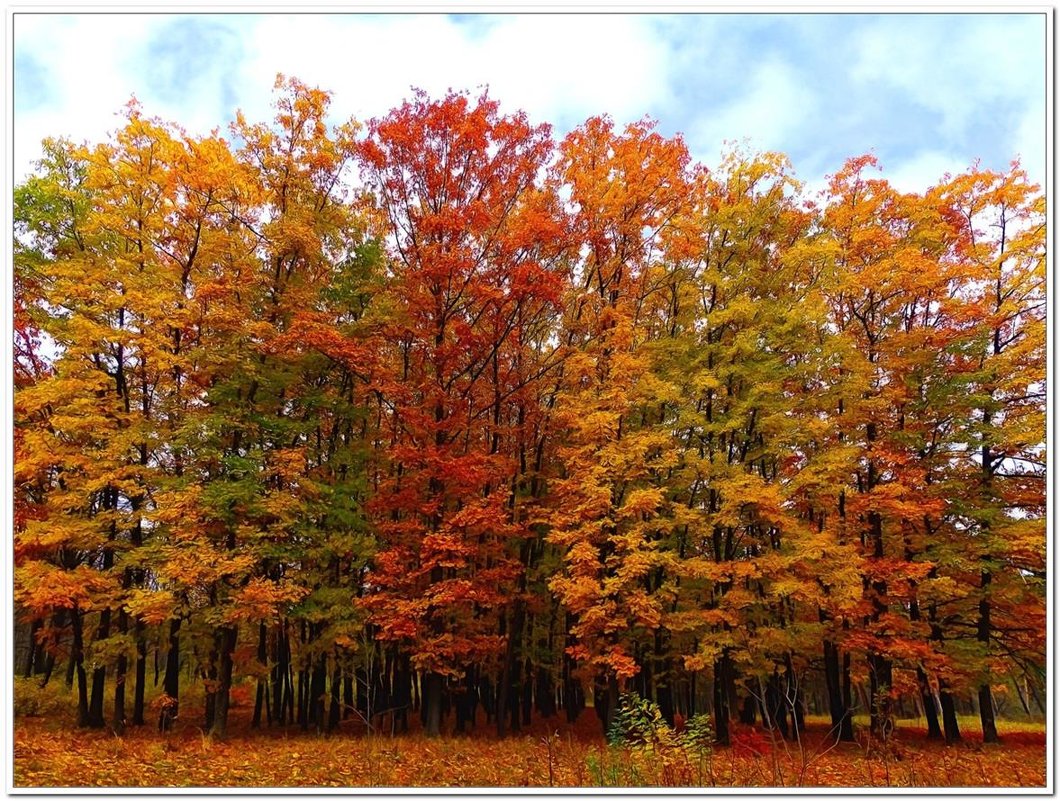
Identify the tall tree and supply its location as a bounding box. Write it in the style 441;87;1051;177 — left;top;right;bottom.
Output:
356;89;567;736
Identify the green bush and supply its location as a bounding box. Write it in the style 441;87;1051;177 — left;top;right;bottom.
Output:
607;692;714;754
13;677;70;718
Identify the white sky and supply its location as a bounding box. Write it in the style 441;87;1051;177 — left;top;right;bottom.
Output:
10;10;1049;194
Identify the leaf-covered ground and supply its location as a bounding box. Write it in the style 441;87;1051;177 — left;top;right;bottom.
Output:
13;712;1045;789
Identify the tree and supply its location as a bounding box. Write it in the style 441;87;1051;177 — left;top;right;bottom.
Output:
547;116;695;734
356;89;567;736
933;163;1046;743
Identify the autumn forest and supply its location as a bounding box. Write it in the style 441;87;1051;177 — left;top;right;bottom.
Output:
12;78;1046;787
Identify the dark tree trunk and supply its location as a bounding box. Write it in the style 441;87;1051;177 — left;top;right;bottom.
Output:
272;622;287;726
328;664;341;732
297;621;309;730
40;648;56;688
498;602;526;736
285;659;295;725
298;664;309;730
562;611;582;724
355;664;369;719
785;656;804;735
841;650;854;741
87;605;111;728
908;595;939;740
939;682;961;744
113;608;128;734
343;672;354;721
423;671;444;737
977;571;999;743
535;666;555;718
918;667;942;740
655;630;675;726
739;693;757;725
978;683;999;743
71;607;90;728
204;657;218;731
160;617;181;731
455;677;473;734
600;673;619;735
479;674;495;725
23;619;40;678
393;652;411;733
252;622;267;728
712;652;732;746
311;650;328;733
208;625;237;739
66;647;76;688
521;657;533;727
132;619;147;726
766;671;789;739
868;650;893;737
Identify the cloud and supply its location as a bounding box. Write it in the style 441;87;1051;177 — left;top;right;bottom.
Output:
849;14;1045;185
1013;106;1046;189
12;11;1047;195
685;57;818;165
12;49;52;113
13;13;674;174
231;14;673;133
851;15;1043;138
883;150;969;194
13;14;258;174
140;18;245;115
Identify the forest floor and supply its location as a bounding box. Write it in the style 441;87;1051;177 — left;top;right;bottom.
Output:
12;681;1047;789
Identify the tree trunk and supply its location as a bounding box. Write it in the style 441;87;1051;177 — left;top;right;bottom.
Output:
393;652;411;733
713;652;731;746
598;673;619;736
498;602;526;736
423;671;444;737
71;607;90;728
252;622;267;729
868;650;893;737
977;571;999;743
739;693;757;725
272;621;288;727
823;636;853;742
160;618;180;731
23;619;40;678
655;631;675;726
311;650;327;733
343;671;354;721
766;670;789;739
841;650;854;741
918;667;942;740
87;606;111;728
113;608;128;734
535;665;555;718
132;620;147;726
328;664;341;732
208;625;237;739
939;682;961;744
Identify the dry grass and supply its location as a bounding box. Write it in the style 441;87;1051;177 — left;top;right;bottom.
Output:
13;710;1046;789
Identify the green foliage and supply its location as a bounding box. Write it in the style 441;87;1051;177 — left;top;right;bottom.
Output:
607;692;714;756
12;678;70;719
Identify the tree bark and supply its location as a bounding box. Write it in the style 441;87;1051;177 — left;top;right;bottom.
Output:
252;622;267;729
423;671;444;737
939;681;961;744
132;620;147;726
208;625;237;739
71;607;90;728
713;652;732;746
160;618;180;731
977;571;999;743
